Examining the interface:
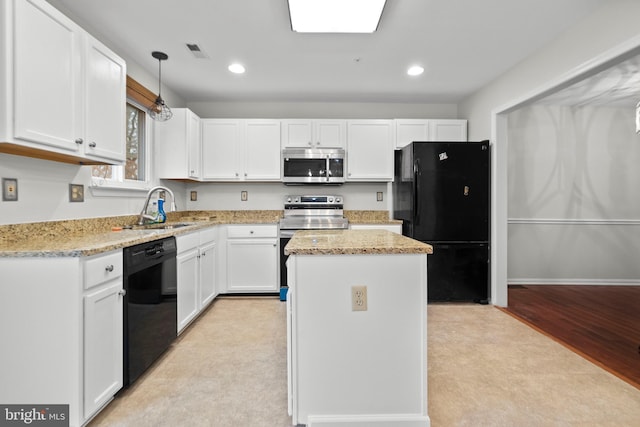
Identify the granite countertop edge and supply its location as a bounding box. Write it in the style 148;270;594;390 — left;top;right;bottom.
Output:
284;229;433;256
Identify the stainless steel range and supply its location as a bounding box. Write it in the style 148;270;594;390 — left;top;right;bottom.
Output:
279;195;349;288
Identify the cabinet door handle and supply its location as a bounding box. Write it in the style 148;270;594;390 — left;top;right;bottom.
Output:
250;230;254;234
75;138;83;145
89;142;97;148
118;289;127;296
105;264;114;272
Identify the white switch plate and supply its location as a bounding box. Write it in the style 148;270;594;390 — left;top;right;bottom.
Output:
2;178;18;201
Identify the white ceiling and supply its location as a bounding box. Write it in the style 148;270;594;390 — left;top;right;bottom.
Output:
47;0;608;104
536;54;640;108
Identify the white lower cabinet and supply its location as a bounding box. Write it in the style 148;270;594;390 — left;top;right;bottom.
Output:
83;280;123;419
224;224;279;293
0;249;124;427
82;250;124;421
176;227;218;334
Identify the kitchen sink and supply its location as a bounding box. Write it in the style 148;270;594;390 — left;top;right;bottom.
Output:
125;222;197;231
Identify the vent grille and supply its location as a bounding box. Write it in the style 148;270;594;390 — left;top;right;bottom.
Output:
185;43;209;59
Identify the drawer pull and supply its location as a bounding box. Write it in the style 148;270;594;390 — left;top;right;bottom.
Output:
105;264;114;272
89;141;97;148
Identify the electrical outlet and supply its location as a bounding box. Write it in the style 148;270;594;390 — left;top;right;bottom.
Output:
2;178;18;201
241;190;248;201
190;191;198;201
351;285;368;311
69;184;84;202
376;191;383;202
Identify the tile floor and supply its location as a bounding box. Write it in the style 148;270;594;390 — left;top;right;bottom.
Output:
89;297;640;426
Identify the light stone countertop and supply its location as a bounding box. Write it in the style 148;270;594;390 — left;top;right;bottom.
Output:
343;210;403;225
284;229;433;256
0;210;282;257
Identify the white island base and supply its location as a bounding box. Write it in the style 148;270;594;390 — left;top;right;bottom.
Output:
286;247;430;427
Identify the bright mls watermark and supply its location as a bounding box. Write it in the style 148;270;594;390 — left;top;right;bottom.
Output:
0;405;68;426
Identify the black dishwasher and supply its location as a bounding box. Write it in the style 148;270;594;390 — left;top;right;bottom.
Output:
123;236;177;387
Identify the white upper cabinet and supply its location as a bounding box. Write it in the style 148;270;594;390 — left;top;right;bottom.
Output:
282;119;346;149
0;0;126;164
244;119;282;180
156;108;201;179
429;119;467;142
395;119;467;148
201;119;281;181
201;119;241;180
346;120;394;181
83;35;126;162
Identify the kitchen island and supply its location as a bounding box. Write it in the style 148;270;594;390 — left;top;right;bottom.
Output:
284;230;433;427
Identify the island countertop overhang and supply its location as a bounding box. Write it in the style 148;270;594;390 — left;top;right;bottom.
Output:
284;229;433;256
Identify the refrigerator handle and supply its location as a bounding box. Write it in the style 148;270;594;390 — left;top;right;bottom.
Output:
414;158;421;226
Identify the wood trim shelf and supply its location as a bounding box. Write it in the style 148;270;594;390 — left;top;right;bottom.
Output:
126;76;157;109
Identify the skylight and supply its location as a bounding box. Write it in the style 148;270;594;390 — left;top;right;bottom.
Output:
288;0;387;33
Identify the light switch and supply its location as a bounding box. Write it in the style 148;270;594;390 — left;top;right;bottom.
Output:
2;178;18;201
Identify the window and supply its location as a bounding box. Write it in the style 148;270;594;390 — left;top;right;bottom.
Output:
91;100;150;191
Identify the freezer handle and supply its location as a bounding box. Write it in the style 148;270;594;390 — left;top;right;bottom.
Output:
414;158;421;226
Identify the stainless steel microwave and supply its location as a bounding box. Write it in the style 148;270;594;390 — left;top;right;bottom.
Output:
282;148;345;184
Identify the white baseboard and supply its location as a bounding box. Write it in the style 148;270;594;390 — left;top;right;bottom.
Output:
307;414;430;427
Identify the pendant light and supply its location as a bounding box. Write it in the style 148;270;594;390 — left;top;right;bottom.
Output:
148;51;172;121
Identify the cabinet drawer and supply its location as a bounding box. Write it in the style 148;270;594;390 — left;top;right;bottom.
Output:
176;231;200;253
84;250;123;290
227;224;278;238
199;227;217;244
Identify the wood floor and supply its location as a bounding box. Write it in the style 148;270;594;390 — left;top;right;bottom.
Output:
504;285;640;389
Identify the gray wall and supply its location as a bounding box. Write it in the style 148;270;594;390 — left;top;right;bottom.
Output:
507;105;640;284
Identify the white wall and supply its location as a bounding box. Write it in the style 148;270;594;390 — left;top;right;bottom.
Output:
507;105;640;284
184;182;389;211
188;101;458;120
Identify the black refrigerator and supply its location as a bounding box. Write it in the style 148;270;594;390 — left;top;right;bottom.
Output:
393;141;490;303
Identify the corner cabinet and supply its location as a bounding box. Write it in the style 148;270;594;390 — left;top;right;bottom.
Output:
0;0;126;165
156;108;202;179
395;119;467;148
346;120;395;181
223;224;279;293
201;119;281;181
0;249;124;427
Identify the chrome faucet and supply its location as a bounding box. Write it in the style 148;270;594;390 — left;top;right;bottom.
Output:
137;186;177;225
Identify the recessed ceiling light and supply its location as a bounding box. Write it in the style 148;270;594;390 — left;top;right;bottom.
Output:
288;0;386;33
407;65;424;76
228;63;246;74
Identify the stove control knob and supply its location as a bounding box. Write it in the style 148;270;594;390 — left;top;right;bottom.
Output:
294;197;299;203
335;197;341;203
287;197;291;203
328;197;333;203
